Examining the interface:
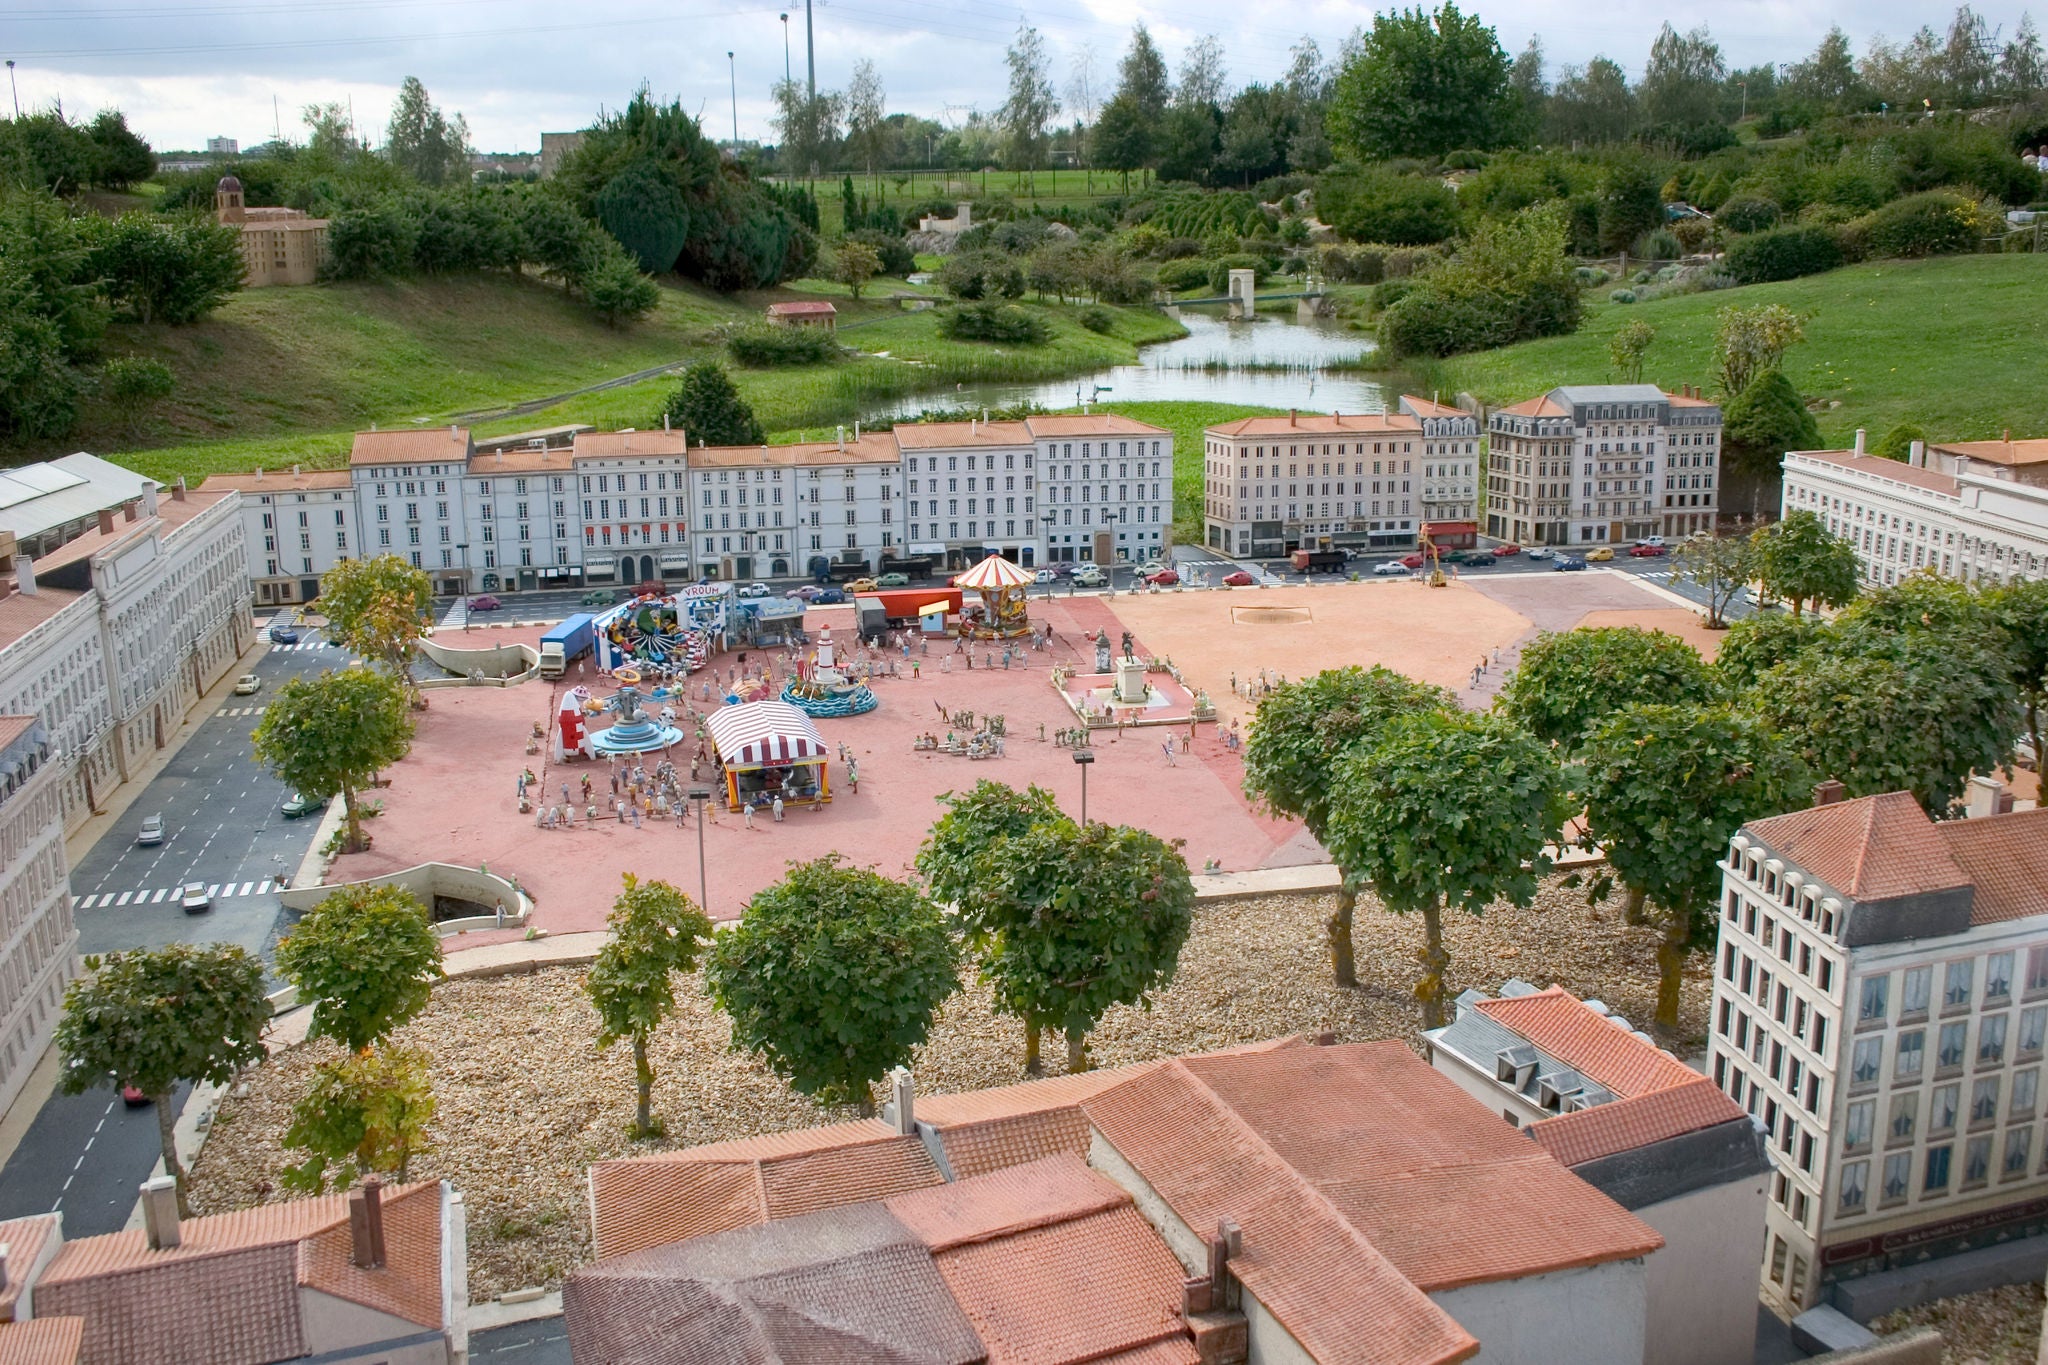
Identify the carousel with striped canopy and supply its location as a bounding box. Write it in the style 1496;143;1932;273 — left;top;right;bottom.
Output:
953;552;1035;639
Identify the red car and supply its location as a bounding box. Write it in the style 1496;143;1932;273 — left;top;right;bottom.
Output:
1145;568;1180;586
1627;544;1668;557
1492;544;1522;556
467;594;502;610
1221;570;1255;586
1400;553;1427;569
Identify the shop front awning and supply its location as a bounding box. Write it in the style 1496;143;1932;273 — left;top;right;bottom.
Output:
706;701;829;769
917;601;948;617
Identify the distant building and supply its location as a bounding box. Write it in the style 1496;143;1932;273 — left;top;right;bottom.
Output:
205;136;238;156
214;176;328;287
1708;783;2048;1316
764;300;837;330
1485;384;1722;548
202;466;356;608
538;132;586;178
0;716;74;1120
1780;432;2048;589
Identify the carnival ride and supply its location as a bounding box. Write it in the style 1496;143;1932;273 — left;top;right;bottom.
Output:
564;667;688;757
780;628;878;718
592;583;734;673
954;552;1034;639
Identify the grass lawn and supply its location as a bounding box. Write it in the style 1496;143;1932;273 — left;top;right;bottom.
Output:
1433;254;2048;446
783;167;1140;238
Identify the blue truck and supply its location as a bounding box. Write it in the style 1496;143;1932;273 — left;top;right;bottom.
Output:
538;613;597;679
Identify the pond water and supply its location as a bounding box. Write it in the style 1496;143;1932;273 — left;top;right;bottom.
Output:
865;305;1393;421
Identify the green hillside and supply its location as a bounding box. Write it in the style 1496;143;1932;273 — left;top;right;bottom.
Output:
1431;255;2048;446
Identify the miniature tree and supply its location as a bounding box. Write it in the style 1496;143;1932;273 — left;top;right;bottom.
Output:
1497;626;1718;751
1747;510;1860;618
976;817;1195;1073
318;554;435;706
279;883;443;1052
1712;612;1822;692
1241;666;1454;986
707;856;959;1112
55;944;271;1215
586;874;714;1138
1989;578;2048;776
829;238;883;300
1580;704;1810;1033
1673;529;1754;629
1323;710;1570;1030
252;668;414;853
282;1044;437;1191
658;360;764;447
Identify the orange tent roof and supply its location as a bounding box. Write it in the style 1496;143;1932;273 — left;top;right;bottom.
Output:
952;553;1033;590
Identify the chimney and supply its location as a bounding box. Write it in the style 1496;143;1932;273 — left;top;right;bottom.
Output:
883;1067;916;1135
96;509;116;535
854;421;862;440
141;1176;181;1250
836;425;846;453
349;1177;387;1269
122;498;139;522
1909;440;1926;468
1853;428;1866;456
144;481;159;515
663;413;670;431
171;477;187;503
1;1240;10;1295
17;555;37;597
2004;428;2013;444
449;423;459;437
1813;779;1847;807
1289;409;1298;427
291;464;300;478
255;467;264;482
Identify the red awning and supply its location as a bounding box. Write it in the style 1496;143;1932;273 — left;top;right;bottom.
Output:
706;701;829;768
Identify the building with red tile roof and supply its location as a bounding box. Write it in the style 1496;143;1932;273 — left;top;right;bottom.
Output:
0;1316;83;1365
5;1178;465;1365
764;299;837;328
1427;986;1765;1365
1713;787;2048;1319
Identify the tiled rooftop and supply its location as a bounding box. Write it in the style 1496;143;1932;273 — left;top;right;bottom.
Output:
1787;449;1962;496
0;1214;59;1322
1937;806;2048;925
1022;414;1170;438
1931;437;2048;466
1745;791;1971;904
1205;413;1414;438
200;469;350;493
349;427;474;467
1472;988;1701;1098
1525;1076;1746;1168
571;431;691;460
892;421;1034;448
0;583;86;651
0;1316;84;1365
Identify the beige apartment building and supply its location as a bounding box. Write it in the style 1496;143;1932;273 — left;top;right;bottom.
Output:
215;175;328;287
1485;383;1721;548
1201;396;1479;560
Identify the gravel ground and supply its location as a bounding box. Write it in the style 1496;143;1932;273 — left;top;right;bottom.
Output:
1875;1283;2045;1364
186;877;1709;1300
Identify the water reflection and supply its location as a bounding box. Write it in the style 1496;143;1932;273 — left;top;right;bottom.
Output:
866;306;1391;420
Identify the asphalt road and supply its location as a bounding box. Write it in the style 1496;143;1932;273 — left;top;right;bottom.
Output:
472;1318;570;1364
0;623;344;1238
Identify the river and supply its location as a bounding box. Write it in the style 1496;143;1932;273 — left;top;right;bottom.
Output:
865;305;1393;421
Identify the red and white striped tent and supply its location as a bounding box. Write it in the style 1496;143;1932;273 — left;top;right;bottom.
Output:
706;701;832;809
952;552;1034;590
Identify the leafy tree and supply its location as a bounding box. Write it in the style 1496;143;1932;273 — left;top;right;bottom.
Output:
580;241;662;328
1001;21;1062;188
79;212;244;325
1597;157;1663;253
1673;528;1753;628
0;111;101;194
706;855;959;1110
975;818;1195;1073
1107;22;1170;176
1787;27;1863;114
318;553;435;703
278;884;443;1053
282;1044;436;1191
1608;318;1655;383
251;668;414;853
1316;165;1460;245
1581;705;1809;1030
1497;626;1718;750
0;266;82;440
56;944;271;1214
86;110;156;189
1713;612;1822;690
1722;371;1822;519
1547;58;1637;145
0;190;107;359
1176;35;1230;109
845;60;888;189
385;76;470;186
592;160;691;273
1323;710;1569;1029
1714;303;1806;401
1871;423;1929;463
1115;24;1172;116
587;874;713;1137
1329;2;1516;160
770;79;843;184
323;199;420;280
1507;36;1549;143
658;360;764;446
1378;201;1581;358
1640;22;1727;128
829;238;883;300
302;101;362;159
1989;579;2048;774
1092;97;1153;191
99;356;175;434
1748;509;1859;617
1242;666;1454;986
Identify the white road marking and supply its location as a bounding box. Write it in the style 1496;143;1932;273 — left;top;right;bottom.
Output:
115;892;132;906
151;888;168;903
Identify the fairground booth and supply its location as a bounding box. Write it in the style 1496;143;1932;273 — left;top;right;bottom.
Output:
705;701;831;811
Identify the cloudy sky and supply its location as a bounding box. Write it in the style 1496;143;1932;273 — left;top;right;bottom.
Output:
3;0;2034;154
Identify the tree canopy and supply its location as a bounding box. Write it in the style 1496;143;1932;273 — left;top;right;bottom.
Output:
318;554;435;702
587;874;713;1137
277;883;443;1054
251;667;415;852
659;361;764;447
1329;2;1517;159
1497;626;1718;750
1748;510;1860;617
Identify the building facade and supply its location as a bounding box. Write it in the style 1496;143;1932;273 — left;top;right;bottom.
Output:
1706;786;2048;1317
214;176;328;287
1200;397;1478;560
203;466;355;606
1027;414;1172;566
1781;434;2048;589
1485;384;1721;548
0;717;74;1119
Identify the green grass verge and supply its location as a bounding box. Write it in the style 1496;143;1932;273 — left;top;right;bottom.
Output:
1431;254;2048;446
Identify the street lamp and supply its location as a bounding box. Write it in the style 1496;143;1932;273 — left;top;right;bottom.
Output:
779;15;791;85
688;784;714;913
6;61;17;120
1071;747;1094;824
728;52;739;153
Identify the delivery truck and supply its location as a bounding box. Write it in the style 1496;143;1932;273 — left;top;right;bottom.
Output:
538;613;596;679
1290;548;1347;574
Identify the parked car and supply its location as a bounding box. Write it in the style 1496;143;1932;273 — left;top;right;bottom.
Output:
1052;563;1077;578
180;883;212;915
268;625;300;645
1033;569;1058;584
1222;569;1256;586
581;589;617;606
1071;566;1107;587
785;585;823;601
1400;553;1427;569
876;572;911;588
1453;550;1495;567
232;674;261;695
1628;544;1668;557
1144;568;1180;586
847;577;880;593
737;582;771;599
1554;557;1587;572
1525;547;1555;560
467;594;502;611
122;1085;150;1108
1136;559;1167;577
1586;547;1615;562
137;814;164;846
813;587;848;605
1373;560;1411;576
281;792;318;819
1492;544;1522;556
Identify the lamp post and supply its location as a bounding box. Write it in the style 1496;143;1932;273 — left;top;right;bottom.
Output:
1072;747;1094;824
6;61;17;119
728;53;739;153
456;543;471;628
779;15;791;86
688;784;714;914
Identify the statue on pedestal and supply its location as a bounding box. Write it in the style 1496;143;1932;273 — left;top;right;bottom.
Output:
1120;629;1135;660
1095;633;1112;675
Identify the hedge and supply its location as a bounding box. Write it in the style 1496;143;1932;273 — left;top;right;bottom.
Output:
1725;224;1845;284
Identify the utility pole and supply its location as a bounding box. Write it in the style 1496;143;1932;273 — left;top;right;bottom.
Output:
804;0;815;99
728;52;739;152
6;61;17;119
780;14;791;85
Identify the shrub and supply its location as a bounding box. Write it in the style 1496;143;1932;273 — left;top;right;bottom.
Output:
1383;244;1445;277
1154;258;1211;292
1317;243;1386;283
727;324;838;366
1369;278;1413;311
1715;194;1782;234
1441;148;1491;171
939;301;1051;344
1670;217;1719;253
1573;266;1610;285
1316;165;1460;246
1854;191;1979;259
1633;228;1682;261
1078;305;1117;334
938;249;1026;300
1609;289;1638;304
1206;252;1270;295
847;228;914;277
1725;224;1845;284
99;356;174;428
1871;423;1928;462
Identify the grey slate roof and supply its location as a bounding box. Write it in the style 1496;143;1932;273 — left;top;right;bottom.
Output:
0;454;152;539
1434;1009;1603;1110
1549;384;1672;406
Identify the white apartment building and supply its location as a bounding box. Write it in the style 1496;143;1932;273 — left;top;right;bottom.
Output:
1781;434;2048;589
571;429;693;587
1706;784;2048;1317
883;421;1028;570
1486;384;1721;548
687;429;903;582
1023;414;1171;567
0;716;75;1118
204;466;355;606
1200;396;1477;561
346;426;478;598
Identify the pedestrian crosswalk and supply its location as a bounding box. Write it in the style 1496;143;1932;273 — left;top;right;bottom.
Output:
75;880;279;909
218;705;268;717
268;641;329;652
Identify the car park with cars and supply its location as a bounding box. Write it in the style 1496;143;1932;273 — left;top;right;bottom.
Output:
846;578;880;593
737;583;771;599
1628;543;1668;557
1222;570;1255;586
1071;566;1107;587
1492;544;1521;556
876;572;911;588
1525;547;1554;560
1034;569;1058;584
1144;568;1181;586
581;589;618;606
467;594;502;611
268;625;300;645
813;587;848;604
1555;557;1587;571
